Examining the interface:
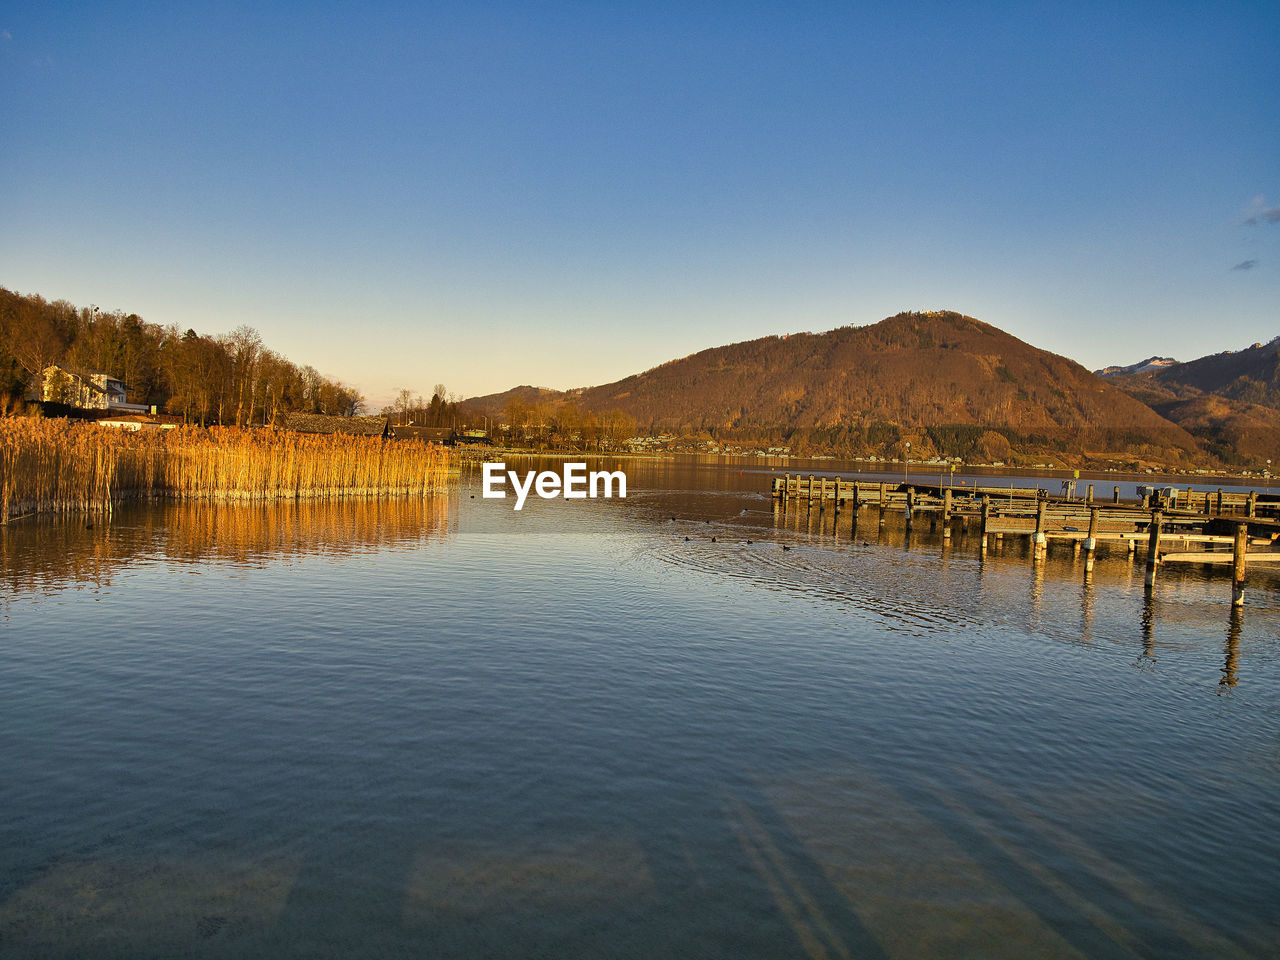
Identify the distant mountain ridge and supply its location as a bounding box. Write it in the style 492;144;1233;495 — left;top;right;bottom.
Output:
1095;357;1179;377
1104;337;1280;406
470;311;1207;466
1102;337;1280;464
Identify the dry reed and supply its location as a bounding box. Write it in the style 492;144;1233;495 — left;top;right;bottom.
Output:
0;420;456;520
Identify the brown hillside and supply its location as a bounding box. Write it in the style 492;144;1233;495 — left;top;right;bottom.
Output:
464;384;566;410
566;311;1199;461
1106;337;1280;406
1147;396;1280;466
1103;337;1280;465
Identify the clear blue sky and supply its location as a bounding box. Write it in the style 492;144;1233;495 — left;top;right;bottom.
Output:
3;1;1277;410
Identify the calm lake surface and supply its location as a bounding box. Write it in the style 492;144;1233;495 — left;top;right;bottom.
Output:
2;458;1278;959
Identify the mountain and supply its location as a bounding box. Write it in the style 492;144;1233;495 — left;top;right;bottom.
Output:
1095;357;1178;377
1149;396;1280;465
470;311;1205;466
1102;338;1280;407
465;384;564;410
1102;338;1280;464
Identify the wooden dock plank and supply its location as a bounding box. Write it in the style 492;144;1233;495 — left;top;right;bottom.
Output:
1160;551;1280;564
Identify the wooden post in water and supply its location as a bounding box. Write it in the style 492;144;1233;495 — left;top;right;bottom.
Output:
905;486;915;529
1086;483;1094;504
819;477;827;512
979;496;990;556
1232;522;1248;606
1113;485;1121;505
1033;498;1047;558
1144;510;1163;590
1247;491;1257;519
1216;488;1224;515
942;488;952;539
832;478;840;513
1084;506;1099;574
807;475;815;508
879;482;887;527
782;474;790;505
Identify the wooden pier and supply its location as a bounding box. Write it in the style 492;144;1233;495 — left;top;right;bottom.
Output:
771;474;1280;605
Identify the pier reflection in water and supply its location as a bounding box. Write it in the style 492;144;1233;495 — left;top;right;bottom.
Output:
1;458;1278;958
768;487;1279;685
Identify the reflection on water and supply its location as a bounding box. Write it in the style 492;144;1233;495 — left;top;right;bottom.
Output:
1221;607;1243;693
2;459;1279;958
1;494;455;600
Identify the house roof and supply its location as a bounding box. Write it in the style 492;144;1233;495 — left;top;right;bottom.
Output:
46;364;122;382
283;413;390;436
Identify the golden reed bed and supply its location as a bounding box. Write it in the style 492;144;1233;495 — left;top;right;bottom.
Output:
0;419;456;520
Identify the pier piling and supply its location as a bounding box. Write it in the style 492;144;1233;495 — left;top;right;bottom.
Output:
1144;510;1163;590
1084;506;1099;574
1232;523;1248;606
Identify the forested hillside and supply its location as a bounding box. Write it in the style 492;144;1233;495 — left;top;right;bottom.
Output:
1102;338;1280;465
0;287;363;424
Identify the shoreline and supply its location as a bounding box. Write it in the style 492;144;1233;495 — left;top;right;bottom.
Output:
456;445;1271;490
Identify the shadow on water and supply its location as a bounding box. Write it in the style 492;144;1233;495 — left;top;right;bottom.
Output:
715;781;890;960
4;750;1271;959
246;774;893;959
883;765;1262;960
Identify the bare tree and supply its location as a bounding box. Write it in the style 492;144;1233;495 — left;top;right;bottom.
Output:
228;325;263;427
396;388;415;425
0;294;70;398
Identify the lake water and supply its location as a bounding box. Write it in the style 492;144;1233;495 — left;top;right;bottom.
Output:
2;458;1278;958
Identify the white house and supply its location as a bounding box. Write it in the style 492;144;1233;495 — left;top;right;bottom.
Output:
42;365;150;412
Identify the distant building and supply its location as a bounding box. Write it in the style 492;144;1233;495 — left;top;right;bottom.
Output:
97;415;174;432
42;365;150;412
454;429;492;446
392;425;455;444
